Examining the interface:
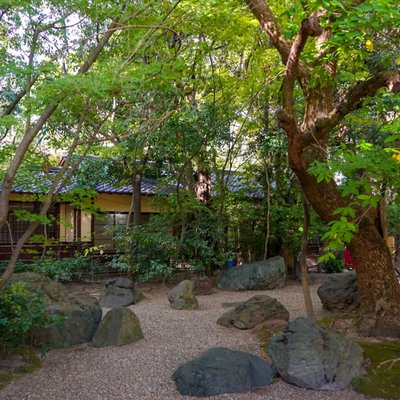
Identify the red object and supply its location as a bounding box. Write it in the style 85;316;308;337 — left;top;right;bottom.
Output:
344;248;355;269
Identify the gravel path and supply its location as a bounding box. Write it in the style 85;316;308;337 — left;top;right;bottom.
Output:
0;281;380;400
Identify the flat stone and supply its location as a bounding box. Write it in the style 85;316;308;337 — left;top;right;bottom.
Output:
99;285;143;308
104;277;134;289
217;295;289;329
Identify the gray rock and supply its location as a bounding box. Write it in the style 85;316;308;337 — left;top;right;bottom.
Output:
9;272;102;347
168;280;199;310
99;285;144;308
217;256;286;291
172;347;274;397
217;295;289;329
269;317;364;390
104;276;134;289
317;272;359;312
221;301;244;308
92;308;143;347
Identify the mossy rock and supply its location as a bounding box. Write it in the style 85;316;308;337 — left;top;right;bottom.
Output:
92;308;143;347
254;322;284;359
353;341;400;400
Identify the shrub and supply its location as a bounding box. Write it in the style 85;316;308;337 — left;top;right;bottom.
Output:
31;253;103;282
0;254;105;282
0;260;34;274
0;282;52;354
324;256;345;273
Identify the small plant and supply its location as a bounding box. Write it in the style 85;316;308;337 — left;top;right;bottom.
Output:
0;260;34;274
0;282;53;354
31;252;104;282
324;256;345;273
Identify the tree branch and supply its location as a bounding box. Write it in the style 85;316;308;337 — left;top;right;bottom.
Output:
279;14;324;138
244;0;291;64
0;14;124;233
329;72;400;127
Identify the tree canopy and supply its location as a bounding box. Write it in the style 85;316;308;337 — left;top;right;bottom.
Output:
1;0;400;337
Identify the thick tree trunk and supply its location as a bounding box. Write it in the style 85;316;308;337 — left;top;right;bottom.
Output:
350;219;400;337
195;168;211;204
290;145;400;337
245;0;400;337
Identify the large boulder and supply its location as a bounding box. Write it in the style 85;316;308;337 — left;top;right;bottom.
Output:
317;272;359;312
217;256;286;291
168;280;199;310
9;272;102;347
99;277;143;308
269;317;364;390
92;308;143;347
217;295;289;329
172;347;274;397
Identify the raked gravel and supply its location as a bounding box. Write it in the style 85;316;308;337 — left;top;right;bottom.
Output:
0;280;381;400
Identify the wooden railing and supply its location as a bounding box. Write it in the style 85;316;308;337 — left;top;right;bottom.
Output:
0;242;88;261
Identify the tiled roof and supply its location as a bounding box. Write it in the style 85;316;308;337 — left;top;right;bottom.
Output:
8;168;262;199
221;174;264;199
95;177;171;195
9;175;169;196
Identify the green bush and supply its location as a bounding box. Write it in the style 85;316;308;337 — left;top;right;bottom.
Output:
0;260;34;274
0;254;104;282
0;282;51;354
31;253;104;281
111;220;178;282
324;256;345;273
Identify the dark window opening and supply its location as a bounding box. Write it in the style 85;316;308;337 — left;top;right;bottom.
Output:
93;212;156;250
0;201;59;244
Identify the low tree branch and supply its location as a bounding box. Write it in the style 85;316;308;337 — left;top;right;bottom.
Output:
329;72;400;127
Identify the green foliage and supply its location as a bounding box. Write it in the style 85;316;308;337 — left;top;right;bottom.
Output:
0;282;51;354
30;253;104;282
0;255;105;282
111;218;178;282
322;254;344;274
0;260;34;274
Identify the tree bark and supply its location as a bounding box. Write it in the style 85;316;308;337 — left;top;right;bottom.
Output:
299;182;316;320
132;169;143;227
245;0;400;337
290;145;400;336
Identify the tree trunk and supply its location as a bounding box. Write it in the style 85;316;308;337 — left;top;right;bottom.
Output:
195;168;211;205
132;170;142;226
299;184;316;320
244;0;400;337
350;219;400;337
290;145;400;337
